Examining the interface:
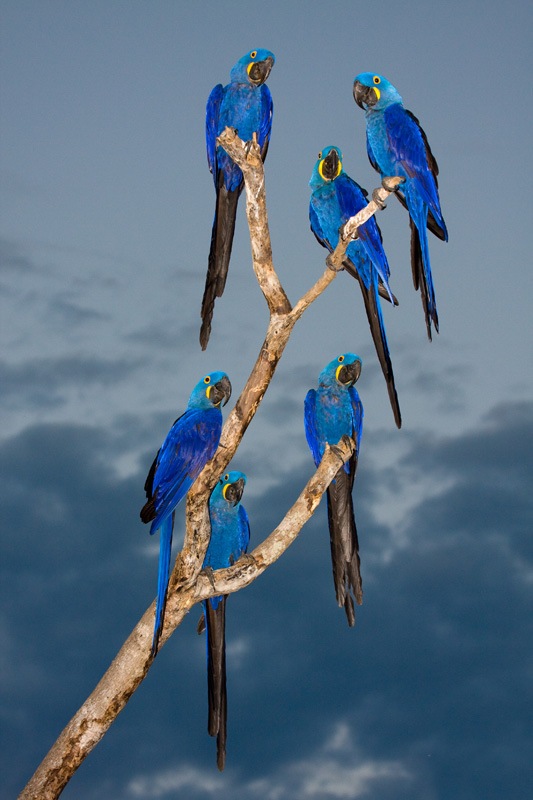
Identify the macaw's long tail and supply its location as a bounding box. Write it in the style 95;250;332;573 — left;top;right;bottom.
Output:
409;216;439;341
326;467;363;627
151;513;174;658
200;175;242;350
357;272;402;429
205;596;228;771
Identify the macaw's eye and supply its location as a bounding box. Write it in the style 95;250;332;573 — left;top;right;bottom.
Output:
224;473;229;481
204;376;211;384
250;51;257;59
373;75;381;85
338;355;345;363
317;151;322;159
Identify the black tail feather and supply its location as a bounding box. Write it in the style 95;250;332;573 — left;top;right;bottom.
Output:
326;465;362;627
206;597;228;771
200;176;242;350
352;267;402;429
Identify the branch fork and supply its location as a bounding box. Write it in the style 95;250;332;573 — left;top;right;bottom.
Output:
20;125;388;800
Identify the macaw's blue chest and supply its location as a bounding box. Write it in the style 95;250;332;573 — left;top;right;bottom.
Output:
205;505;241;570
316;387;354;445
365;110;397;177
218;83;263;141
310;182;343;243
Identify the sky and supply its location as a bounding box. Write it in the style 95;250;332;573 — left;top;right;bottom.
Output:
1;1;532;798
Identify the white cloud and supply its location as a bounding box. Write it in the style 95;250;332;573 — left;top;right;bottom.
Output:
125;721;412;800
128;766;221;798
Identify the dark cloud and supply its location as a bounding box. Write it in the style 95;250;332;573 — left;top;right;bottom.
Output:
0;237;37;274
45;296;110;326
0;354;146;410
2;401;531;798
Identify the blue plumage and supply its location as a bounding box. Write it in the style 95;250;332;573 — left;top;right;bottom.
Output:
201;471;250;770
353;72;448;339
140;372;232;656
304;354;364;626
201;49;275;349
309;146;401;428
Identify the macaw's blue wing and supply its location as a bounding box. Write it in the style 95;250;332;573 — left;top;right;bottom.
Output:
142;408;220;533
384;105;446;235
237;505;251;557
304;389;323;465
206;84;224;182
348;385;364;460
334;172;396;297
384;104;447;339
257;84;274;157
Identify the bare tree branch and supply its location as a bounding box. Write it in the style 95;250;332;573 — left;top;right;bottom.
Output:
18;439;354;800
19;127;394;799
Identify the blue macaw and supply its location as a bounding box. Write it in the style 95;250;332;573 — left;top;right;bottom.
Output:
197;470;250;771
140;371;232;656
353;72;448;340
200;48;275;349
309;146;401;429
304;353;364;626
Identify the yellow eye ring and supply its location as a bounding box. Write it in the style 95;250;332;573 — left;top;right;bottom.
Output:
204;376;210;384
317;151;322;159
224;473;229;481
338;355;345;362
250;50;257;59
373;75;381;85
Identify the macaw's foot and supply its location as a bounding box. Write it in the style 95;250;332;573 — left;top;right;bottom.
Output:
196;612;206;635
381;175;405;193
236;552;257;569
372;187;387;210
202;565;217;590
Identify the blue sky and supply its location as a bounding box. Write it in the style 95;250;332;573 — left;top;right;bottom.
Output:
1;1;532;798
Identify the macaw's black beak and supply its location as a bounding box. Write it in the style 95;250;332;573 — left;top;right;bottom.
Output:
210;375;232;407
248;56;274;85
353;80;377;109
338;361;362;387
321;149;340;181
224;476;245;506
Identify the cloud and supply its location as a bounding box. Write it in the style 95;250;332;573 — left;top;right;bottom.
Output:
125;722;413;800
0;237;37;274
0;354;146;410
3;402;532;799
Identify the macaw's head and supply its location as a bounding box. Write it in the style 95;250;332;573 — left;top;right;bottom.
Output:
188;371;232;410
309;145;343;189
212;470;247;507
319;353;362;388
230;49;275;86
353;72;403;111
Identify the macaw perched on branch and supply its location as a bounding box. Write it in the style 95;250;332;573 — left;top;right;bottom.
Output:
353;72;448;340
201;48;275;350
140;372;232;657
197;470;250;771
309;146;401;429
304;353;364;627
